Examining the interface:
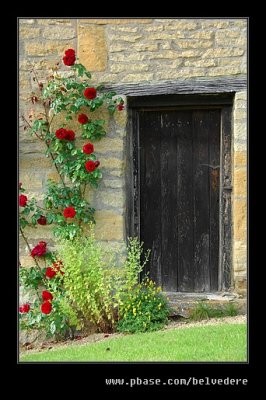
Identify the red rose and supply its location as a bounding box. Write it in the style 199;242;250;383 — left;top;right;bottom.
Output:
55;128;67;140
85;160;96;172
37;215;47;225
84;88;97;100
117;103;124;111
31;241;47;257
45;267;56;279
42;290;53;301
41;301;52;314
83;143;94;154
78;113;89;124
94;160;100;168
19;303;30;313
53;260;65;275
65;49;75;57
65;130;75;141
63;48;76;66
63;206;76;218
19;194;28;207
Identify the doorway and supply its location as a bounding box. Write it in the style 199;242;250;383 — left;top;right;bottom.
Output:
127;95;233;292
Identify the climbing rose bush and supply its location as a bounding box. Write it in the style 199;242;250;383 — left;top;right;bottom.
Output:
19;48;125;339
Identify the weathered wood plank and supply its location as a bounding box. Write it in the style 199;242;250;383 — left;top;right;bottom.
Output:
193;110;210;292
139;111;162;283
104;76;246;98
208;110;220;291
125;108;134;239
176;110;194;292
220;107;233;290
160;112;178;291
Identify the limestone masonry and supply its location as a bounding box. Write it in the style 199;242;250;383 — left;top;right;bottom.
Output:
19;18;247;296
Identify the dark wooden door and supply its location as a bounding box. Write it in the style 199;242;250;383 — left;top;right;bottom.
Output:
139;108;221;292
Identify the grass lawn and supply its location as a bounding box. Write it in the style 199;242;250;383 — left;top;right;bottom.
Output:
20;322;247;362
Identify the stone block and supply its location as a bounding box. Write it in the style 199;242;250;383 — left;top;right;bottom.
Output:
78;19;152;24
77;25;107;71
219;58;242;67
37;19;72;25
202;47;245;58
19;255;36;268
93;210;124;240
110;63;149;73
23;225;54;240
233;199;247;241
234;109;247;120
175;40;213;49
158;20;197;30
143;25;164;32
234;151;247;166
120;73;154;83
234;123;247;142
234;275;247;291
20;156;52;169
206;66;242;76
235;91;247;101
184;59;217;67
234;167;247;196
188;31;213;39
91;189;125;210
19;27;41;39
100;157;124;170
19;19;35;24
109;26;139;32
19;171;44;190
42;26;76;40
133;43;158;51
200;20;230;29
233;241;247;271
25;41;75;56
108;34;143;43
95;137;123;155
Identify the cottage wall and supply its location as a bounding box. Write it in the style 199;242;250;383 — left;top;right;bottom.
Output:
19;18;247;295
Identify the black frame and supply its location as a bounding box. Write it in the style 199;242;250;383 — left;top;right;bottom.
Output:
126;94;233;291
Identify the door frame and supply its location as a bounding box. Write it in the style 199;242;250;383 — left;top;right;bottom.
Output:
126;94;234;292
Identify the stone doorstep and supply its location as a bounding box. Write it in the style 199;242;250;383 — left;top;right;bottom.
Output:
165;292;241;301
164;292;247;317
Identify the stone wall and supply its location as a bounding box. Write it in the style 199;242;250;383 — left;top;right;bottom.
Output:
19;18;247;295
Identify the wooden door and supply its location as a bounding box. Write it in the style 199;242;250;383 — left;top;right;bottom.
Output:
139;108;221;292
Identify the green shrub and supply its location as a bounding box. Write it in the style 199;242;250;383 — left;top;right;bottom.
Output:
117;278;170;333
190;301;239;321
224;302;238;316
123;237;150;289
57;226;118;333
56;233;169;335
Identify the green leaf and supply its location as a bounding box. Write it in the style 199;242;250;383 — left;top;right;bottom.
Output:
70;105;78;113
50;321;56;334
56;215;65;224
67;142;74;150
105;91;117;99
